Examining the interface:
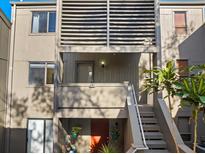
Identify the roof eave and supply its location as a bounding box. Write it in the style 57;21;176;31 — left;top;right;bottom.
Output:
11;1;56;6
160;1;205;6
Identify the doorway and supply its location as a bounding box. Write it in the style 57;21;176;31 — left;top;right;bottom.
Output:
76;61;94;83
90;119;109;153
27;119;53;153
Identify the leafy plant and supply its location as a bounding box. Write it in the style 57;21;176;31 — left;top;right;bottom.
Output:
71;127;82;134
143;60;178;115
175;73;205;152
98;144;118;153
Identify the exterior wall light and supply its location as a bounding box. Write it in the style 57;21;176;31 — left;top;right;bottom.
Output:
100;60;106;68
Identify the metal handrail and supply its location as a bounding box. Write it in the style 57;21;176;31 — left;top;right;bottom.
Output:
131;84;148;150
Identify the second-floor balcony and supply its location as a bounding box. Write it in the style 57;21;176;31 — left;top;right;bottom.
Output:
57;0;159;53
54;52;150;117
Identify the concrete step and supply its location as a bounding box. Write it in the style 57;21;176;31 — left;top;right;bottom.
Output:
141;118;158;124
140;112;155;118
144;149;169;153
143;125;160;131
145;132;163;140
146;140;167;149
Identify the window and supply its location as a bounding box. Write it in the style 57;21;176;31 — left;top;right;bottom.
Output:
177;117;192;142
32;11;56;33
176;59;189;77
174;12;187;35
29;62;55;85
27;119;53;153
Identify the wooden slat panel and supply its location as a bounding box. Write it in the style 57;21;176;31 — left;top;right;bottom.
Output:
61;0;107;45
109;0;155;45
60;0;156;46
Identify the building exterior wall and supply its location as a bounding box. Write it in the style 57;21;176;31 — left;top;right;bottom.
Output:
7;4;56;152
62;53;140;87
179;23;205;65
160;3;205;147
160;5;204;65
0;9;11;152
178;25;205;144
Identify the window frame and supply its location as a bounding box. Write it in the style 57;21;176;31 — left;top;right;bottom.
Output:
29;62;55;86
174;11;188;35
31;11;56;34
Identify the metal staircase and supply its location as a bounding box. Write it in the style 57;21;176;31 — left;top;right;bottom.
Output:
139;105;169;153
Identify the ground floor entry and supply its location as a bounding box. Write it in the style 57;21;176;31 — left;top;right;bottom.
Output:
59;118;125;153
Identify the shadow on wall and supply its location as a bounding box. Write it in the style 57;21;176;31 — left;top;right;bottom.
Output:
7;86;54;153
179;24;205;65
58;85;128;118
161;22;195;65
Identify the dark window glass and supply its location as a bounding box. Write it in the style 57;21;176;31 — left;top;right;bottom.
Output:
178;117;191;142
48;12;56;32
29;63;45;85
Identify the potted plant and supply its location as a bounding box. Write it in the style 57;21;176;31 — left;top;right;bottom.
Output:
70;127;82;141
63;127;82;153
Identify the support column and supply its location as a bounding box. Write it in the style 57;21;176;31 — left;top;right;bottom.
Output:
53;115;59;153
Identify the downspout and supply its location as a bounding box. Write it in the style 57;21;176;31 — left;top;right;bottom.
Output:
5;3;17;152
53;0;60;152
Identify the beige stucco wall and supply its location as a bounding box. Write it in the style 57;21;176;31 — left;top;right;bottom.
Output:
8;4;56;152
0;9;10;152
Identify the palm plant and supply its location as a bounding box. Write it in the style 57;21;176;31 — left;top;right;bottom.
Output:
98;144;118;153
143;60;178;115
143;60;180;152
175;73;205;152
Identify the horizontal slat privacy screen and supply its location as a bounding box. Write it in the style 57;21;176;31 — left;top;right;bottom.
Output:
61;0;156;46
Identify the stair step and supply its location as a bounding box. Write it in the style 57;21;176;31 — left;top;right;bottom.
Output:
143;125;160;131
146;140;167;149
144;149;169;153
142;118;158;124
140;112;155;117
138;105;153;112
145;132;163;140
